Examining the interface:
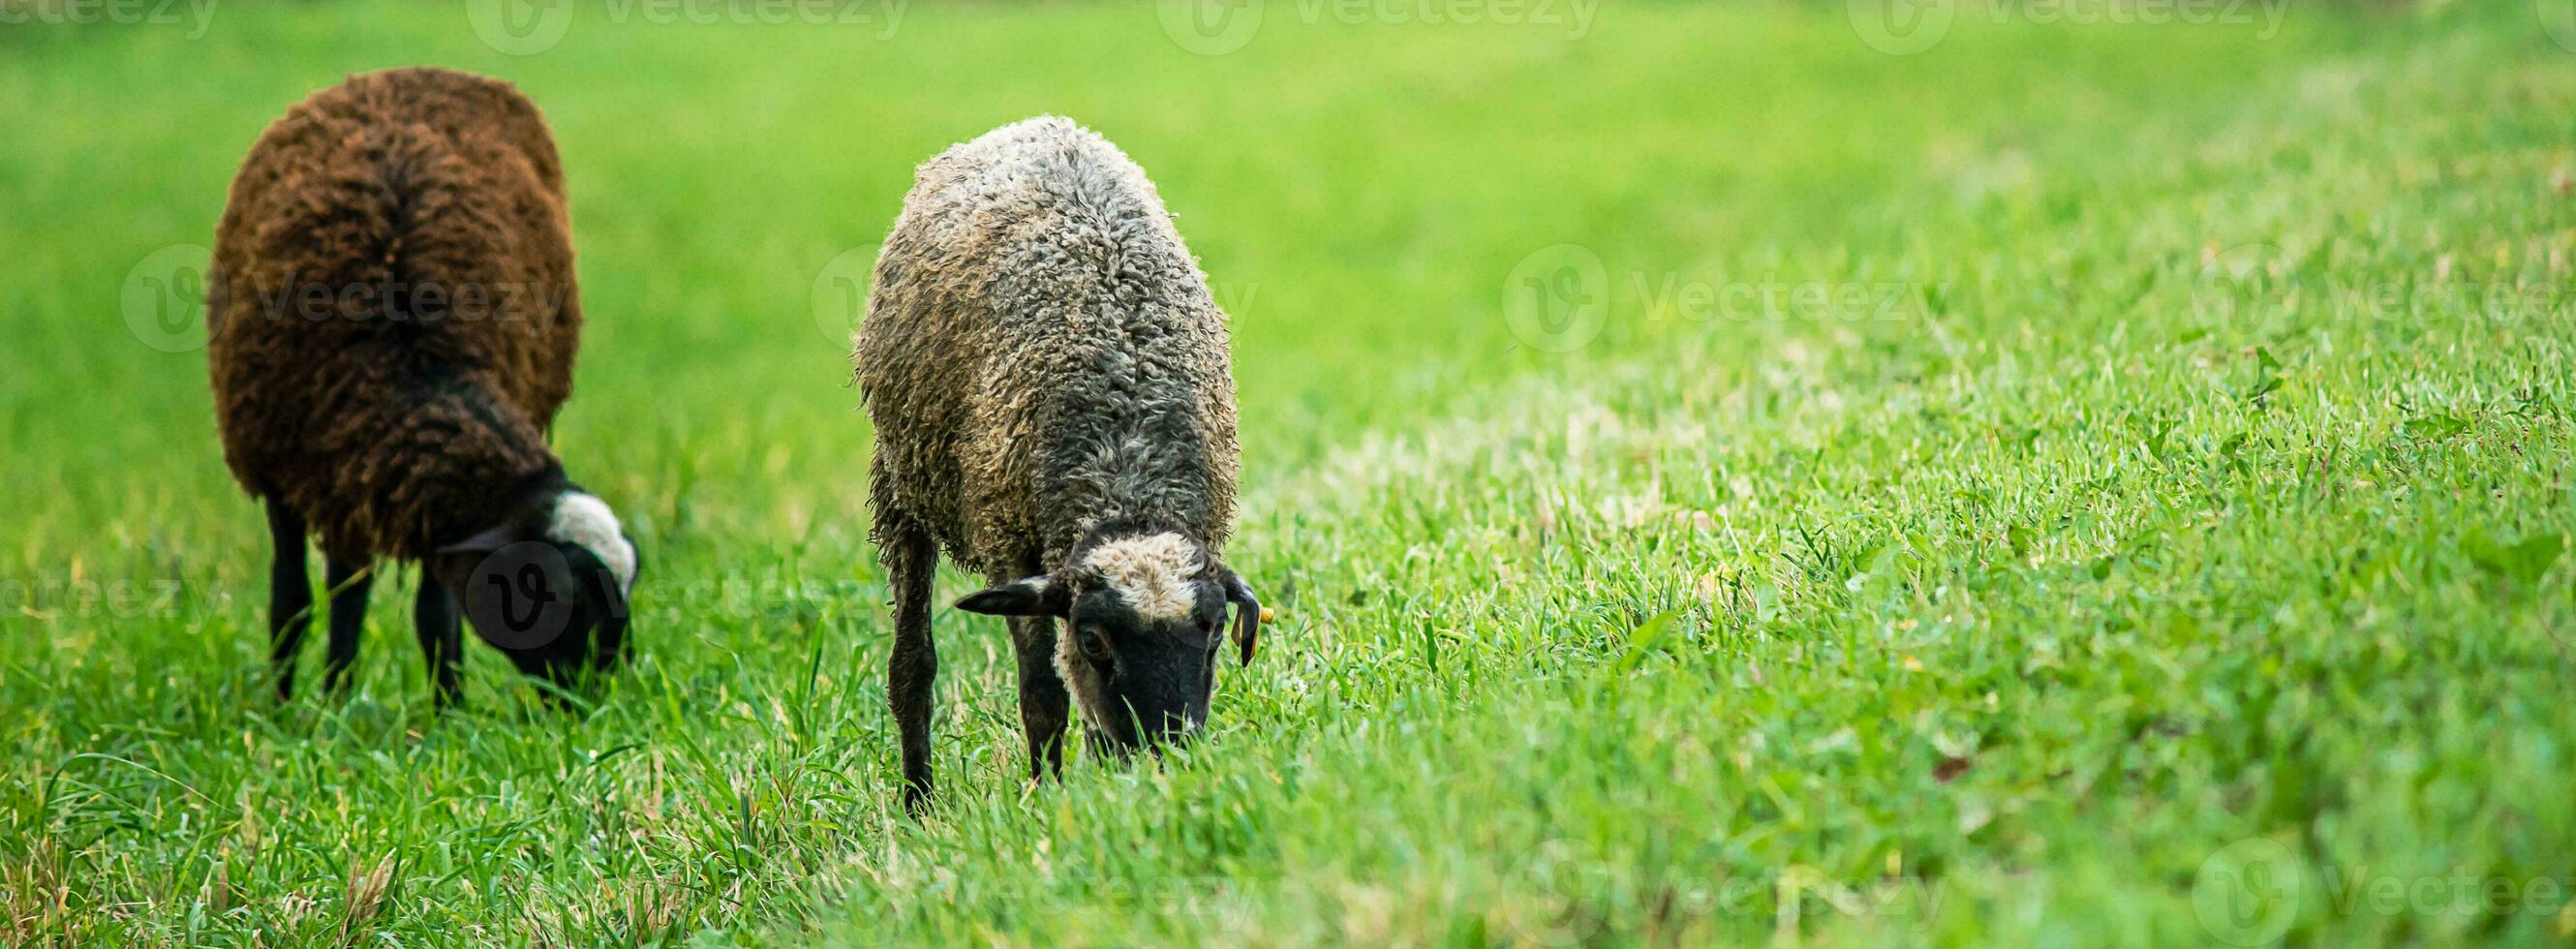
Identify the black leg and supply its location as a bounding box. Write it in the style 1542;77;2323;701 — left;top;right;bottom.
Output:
264;501;313;702
882;517;938;815
1004;550;1069;781
321;556;373;695
414;573;463;708
1009;613;1072;781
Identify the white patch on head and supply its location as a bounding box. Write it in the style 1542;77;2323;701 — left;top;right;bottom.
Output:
1081;532;1201;620
547;491;636;594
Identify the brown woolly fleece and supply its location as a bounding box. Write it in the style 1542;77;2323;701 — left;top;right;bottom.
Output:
206;67;582;562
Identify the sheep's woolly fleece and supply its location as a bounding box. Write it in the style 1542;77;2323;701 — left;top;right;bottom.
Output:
854;114;1241;575
205;66;582;561
1081;532;1202;619
547;492;636;594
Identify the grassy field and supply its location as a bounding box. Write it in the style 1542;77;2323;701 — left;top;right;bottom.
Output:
6;1;2576;945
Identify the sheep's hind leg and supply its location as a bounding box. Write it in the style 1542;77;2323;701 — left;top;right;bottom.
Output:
414;573;463;708
882;517;939;814
264;500;314;702
320;555;374;695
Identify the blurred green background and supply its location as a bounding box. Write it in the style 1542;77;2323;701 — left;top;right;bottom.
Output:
5;1;2575;945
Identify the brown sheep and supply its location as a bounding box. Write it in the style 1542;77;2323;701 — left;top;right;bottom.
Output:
206;67;637;706
855;116;1264;812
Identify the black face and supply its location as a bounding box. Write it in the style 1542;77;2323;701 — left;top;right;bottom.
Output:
955;546;1263;755
1065;580;1227;752
436;538;633;689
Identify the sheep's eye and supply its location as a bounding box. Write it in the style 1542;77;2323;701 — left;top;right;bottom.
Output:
1076;626;1113;661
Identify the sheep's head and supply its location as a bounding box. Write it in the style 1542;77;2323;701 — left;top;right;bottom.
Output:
433;489;639;692
957;530;1262;753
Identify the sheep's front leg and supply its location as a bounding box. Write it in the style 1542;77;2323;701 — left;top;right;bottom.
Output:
320;555;373;695
264;500;314;702
414;573;463;707
1009;609;1071;781
883;521;938;814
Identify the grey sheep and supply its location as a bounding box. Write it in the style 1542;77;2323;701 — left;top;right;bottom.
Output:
207;67;639;705
854;115;1265;811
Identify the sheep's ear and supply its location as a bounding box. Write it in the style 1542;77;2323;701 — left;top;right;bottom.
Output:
956;575;1068;618
431;526;518;592
438;525;516;556
1223;571;1262;667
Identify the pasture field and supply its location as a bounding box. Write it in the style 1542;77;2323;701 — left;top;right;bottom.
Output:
5;2;2575;945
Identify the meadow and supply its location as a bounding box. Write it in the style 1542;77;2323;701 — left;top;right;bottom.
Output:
5;1;2575;944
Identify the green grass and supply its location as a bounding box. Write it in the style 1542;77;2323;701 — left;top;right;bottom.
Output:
6;1;2576;945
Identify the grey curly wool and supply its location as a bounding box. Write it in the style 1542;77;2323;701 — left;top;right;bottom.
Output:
858;115;1241;569
856;115;1254;811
